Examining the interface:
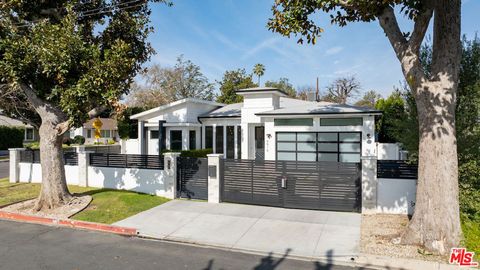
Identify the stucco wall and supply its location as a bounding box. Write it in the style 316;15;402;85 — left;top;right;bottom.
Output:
377;143;400;160
87;166;171;197
19;163;79;185
377;178;417;215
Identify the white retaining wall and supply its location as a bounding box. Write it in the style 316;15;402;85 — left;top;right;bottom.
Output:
19;163;79;185
87;166;171;197
377;178;417;215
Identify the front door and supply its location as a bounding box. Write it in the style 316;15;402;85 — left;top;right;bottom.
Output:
255;126;265;160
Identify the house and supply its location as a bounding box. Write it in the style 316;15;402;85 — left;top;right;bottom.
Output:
0;115;38;142
69;118;119;145
129;87;382;161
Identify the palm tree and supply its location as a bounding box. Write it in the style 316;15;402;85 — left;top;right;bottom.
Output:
253;63;265;86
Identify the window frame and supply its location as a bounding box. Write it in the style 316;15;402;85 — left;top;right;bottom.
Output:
276;131;362;163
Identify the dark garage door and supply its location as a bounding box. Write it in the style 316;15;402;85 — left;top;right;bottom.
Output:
222;159;361;212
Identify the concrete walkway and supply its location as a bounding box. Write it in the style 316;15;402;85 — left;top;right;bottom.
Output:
115;200;361;260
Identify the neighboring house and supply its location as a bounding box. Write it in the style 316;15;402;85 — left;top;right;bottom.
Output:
0;115;38;142
130;87;381;161
70;118;118;145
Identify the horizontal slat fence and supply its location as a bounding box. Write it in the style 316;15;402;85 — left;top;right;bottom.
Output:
84;145;121;154
20;149;78;165
89;153;164;170
377;160;418;179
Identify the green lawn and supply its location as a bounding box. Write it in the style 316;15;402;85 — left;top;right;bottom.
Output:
0;178;169;224
462;217;480;260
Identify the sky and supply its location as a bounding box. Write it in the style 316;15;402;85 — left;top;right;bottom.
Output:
144;0;480;98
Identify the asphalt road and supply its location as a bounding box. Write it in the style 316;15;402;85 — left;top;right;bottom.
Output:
0;220;369;270
0;161;8;179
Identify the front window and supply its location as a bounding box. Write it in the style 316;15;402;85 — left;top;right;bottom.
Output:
100;130;111;138
319;118;363;126
215;126;224;154
189;130;196;150
274;118;313;126
25;128;34;141
205;126;213;149
170;130;182;150
276;132;361;163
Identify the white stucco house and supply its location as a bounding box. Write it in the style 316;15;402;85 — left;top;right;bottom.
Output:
128;87;382;162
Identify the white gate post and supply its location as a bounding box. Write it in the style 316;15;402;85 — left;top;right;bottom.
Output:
9;148;24;183
77;149;93;187
207;154;223;203
361;156;378;214
164;152;181;199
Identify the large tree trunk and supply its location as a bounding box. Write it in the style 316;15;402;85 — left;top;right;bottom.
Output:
21;84;72;211
35;119;72;210
401;81;461;254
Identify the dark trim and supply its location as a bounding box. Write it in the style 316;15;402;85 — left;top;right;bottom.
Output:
236;88;288;96
198;115;241;119
256;111;382;116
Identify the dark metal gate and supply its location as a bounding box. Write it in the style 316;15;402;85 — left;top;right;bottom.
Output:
177;157;208;200
222;159;361;212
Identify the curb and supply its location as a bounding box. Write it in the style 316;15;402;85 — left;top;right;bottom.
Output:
0;211;137;236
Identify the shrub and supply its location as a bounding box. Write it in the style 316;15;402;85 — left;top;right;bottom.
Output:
73;135;86;145
62;137;72;146
0;126;24;150
163;148;213;158
107;139;116;145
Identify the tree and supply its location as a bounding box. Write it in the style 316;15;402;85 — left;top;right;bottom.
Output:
268;0;462;254
324;76;361;104
217;69;257;104
355;90;382;108
0;0;168;210
253;63;265;85
374;90;407;143
265;77;296;97
128;56;215;108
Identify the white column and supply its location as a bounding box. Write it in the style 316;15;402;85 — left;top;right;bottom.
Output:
234;125;238;159
9;148;24;183
212;124;217;153
77;150;94;187
223;125;227;157
201;125;206;149
241;123;248;159
138;121;145;154
182;128;188;150
207;154;223;203
164;152;181;199
361;156;378;214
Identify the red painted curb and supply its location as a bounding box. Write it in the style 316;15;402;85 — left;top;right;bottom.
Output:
0;211;137;236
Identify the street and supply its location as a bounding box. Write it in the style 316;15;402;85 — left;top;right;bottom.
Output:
0;220;368;270
0;161;8;179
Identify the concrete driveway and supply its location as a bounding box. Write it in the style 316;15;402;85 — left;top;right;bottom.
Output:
115;200;361;260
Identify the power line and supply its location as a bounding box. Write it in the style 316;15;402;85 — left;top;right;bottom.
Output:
12;0;147;28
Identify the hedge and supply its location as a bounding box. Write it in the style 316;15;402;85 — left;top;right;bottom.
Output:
0;126;24;150
163;148;213;158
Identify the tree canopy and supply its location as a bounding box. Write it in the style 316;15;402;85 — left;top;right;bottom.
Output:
264;77;296;98
355;90;382;108
127;56;215;109
216;68;257;104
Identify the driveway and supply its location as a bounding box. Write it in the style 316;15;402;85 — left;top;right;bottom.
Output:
115;200;361;261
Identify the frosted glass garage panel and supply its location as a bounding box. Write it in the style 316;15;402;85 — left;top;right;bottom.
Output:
339;143;361;152
318;143;338;152
297;152;316;161
339;133;361;142
318;153;338;162
317;133;337;142
277;142;295;151
277;152;296;161
339;153;361;163
277;133;296;141
297;142;316;151
297;133;316;142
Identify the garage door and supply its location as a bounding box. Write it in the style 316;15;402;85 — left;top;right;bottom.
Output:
222;159;361;212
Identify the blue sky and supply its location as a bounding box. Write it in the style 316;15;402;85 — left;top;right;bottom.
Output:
145;0;480;98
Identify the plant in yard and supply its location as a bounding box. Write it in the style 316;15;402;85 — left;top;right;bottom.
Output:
253;63;266;86
268;0;463;254
217;68;257;104
0;0;170;211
